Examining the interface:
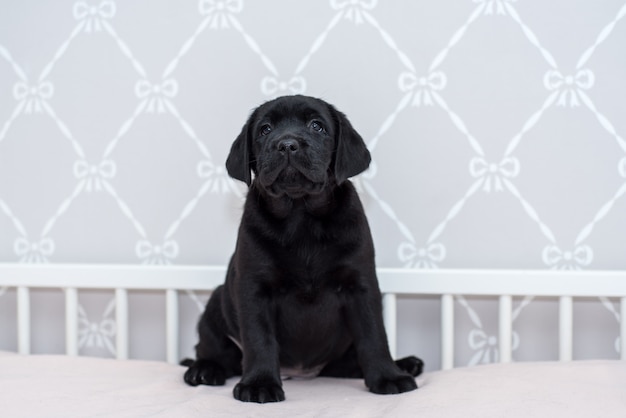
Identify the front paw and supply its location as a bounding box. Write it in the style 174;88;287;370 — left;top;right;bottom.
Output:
233;379;285;403
183;359;227;386
395;356;424;377
368;374;417;395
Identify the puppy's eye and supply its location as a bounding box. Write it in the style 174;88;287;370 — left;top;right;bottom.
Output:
310;121;324;133
260;124;272;136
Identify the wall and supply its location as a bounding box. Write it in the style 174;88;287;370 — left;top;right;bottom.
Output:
1;0;625;369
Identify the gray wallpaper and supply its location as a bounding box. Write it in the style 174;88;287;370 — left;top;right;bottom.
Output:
1;1;624;368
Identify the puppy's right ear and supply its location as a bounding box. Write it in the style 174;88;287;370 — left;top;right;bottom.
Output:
225;121;254;186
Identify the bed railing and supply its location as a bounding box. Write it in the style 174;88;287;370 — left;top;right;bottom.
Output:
1;263;625;369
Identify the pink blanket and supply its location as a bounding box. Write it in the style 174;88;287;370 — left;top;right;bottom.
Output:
1;352;624;417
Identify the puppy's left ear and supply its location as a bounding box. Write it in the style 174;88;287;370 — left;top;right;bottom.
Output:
332;107;371;184
225;121;254;186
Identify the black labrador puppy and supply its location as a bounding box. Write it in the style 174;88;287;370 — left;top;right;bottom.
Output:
183;95;423;403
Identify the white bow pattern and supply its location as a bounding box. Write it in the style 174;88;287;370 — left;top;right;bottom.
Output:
135;79;178;113
73;1;116;32
544;69;594;107
13;81;54;114
543;245;593;270
330;0;377;24
468;329;520;365
197;161;233;193
74;160;116;192
14;237;55;263
198;0;242;29
473;0;517;16
78;300;116;355
470;157;520;192
261;76;306;96
399;72;446;106
136;240;179;264
398;242;446;269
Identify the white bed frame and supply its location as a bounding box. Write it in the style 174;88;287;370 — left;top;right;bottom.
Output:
1;263;625;370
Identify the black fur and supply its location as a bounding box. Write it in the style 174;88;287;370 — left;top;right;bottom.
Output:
183;95;423;403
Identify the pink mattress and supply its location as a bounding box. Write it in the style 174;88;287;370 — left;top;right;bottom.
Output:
1;351;624;417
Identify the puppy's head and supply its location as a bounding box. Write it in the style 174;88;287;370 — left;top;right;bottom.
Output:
226;95;371;198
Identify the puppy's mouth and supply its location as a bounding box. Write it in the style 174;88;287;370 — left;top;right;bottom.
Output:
260;165;327;198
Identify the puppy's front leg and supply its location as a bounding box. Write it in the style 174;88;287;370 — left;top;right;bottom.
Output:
232;292;284;403
345;283;418;395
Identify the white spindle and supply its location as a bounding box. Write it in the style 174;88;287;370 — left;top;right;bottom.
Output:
619;297;626;360
441;294;454;370
65;288;79;356
499;295;512;363
166;289;179;364
382;293;397;358
17;287;30;355
559;296;573;361
115;288;129;360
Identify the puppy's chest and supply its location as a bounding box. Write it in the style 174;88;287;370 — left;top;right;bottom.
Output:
282;217;335;247
274;279;348;351
271;217;359;301
276;275;338;304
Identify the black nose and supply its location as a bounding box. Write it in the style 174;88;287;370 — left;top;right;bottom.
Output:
277;139;299;153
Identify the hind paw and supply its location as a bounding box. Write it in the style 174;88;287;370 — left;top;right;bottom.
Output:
395;356;424;377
